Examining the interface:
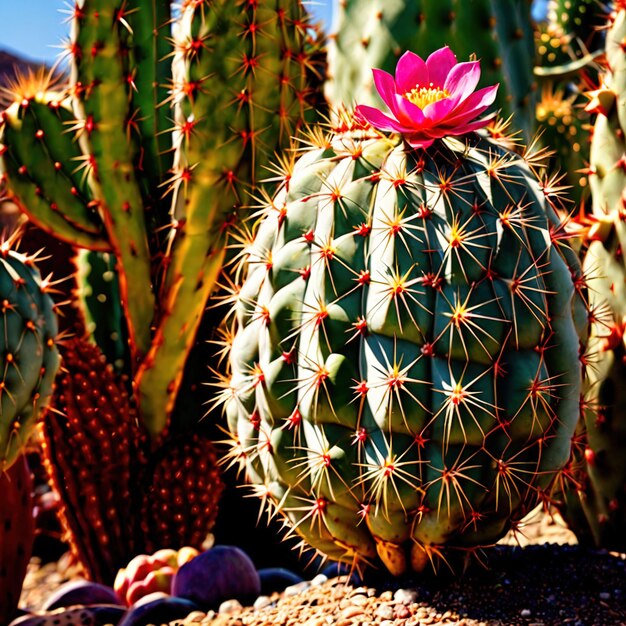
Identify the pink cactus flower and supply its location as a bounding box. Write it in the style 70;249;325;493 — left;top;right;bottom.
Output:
355;47;499;148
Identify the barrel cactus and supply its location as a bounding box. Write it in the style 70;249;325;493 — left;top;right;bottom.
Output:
223;48;590;574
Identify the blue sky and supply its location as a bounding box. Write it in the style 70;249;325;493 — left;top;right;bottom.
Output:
0;1;335;64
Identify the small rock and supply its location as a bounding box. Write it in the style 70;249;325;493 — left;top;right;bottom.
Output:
258;568;303;595
394;604;411;619
117;597;198;626
520;608;532;618
9;605;126;626
218;599;242;614
283;581;310;597
394;588;419;604
172;546;260;610
375;604;394;620
42;580;120;610
310;574;328;587
253;595;273;610
340;605;365;619
184;611;206;623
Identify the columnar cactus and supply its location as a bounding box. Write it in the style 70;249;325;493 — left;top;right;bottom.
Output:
326;0;537;139
223;50;590;574
560;3;626;551
0;0;322;582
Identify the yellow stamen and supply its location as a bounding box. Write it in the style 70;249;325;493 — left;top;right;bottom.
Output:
405;83;449;109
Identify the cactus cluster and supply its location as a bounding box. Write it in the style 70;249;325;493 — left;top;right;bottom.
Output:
2;0;626;588
0;0;322;582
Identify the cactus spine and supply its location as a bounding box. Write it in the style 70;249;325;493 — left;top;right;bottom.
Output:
223;117;589;574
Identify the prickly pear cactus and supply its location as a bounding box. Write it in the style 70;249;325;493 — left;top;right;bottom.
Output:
0;455;35;624
0;247;59;470
561;5;626;551
223;115;590;573
326;0;537;139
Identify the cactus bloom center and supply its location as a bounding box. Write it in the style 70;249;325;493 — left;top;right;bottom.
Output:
355;47;499;148
405;84;450;109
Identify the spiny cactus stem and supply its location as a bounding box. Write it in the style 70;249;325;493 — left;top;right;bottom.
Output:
72;0;155;359
135;235;225;436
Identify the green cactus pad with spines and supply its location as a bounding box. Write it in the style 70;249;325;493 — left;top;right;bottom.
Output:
326;0;537;139
0;250;59;471
548;0;609;59
71;0;155;357
562;7;626;551
224;124;589;574
135;0;323;436
0;96;109;250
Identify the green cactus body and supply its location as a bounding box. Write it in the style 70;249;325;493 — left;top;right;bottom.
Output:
0;249;59;470
326;0;536;139
224;124;588;574
562;7;626;551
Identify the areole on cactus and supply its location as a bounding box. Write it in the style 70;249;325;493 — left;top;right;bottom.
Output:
223;48;590;574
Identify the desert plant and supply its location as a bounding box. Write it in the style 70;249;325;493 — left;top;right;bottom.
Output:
559;2;626;551
222;48;591;575
0;0;322;583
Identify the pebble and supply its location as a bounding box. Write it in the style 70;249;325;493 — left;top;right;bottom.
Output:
374;603;394;620
283;581;310;597
252;595;273;610
184;611;206;623
394;588;419;604
218;600;242;615
310;574;328;587
520;608;532;617
340;605;365;619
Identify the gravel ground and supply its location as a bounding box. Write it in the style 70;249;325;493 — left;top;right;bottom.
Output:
19;511;626;626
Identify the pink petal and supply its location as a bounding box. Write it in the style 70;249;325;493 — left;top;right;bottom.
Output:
405;134;436;149
425;46;457;88
392;94;427;127
446;116;495;135
438;86;498;127
422;95;460;122
394;51;428;94
354;104;409;133
372;69;400;113
444;61;481;100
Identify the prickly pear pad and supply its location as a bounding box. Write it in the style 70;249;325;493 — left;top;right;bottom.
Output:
223;124;589;575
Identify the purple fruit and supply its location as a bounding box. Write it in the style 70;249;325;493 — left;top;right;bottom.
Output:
42;580;121;610
117;597;198;626
172;545;260;609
